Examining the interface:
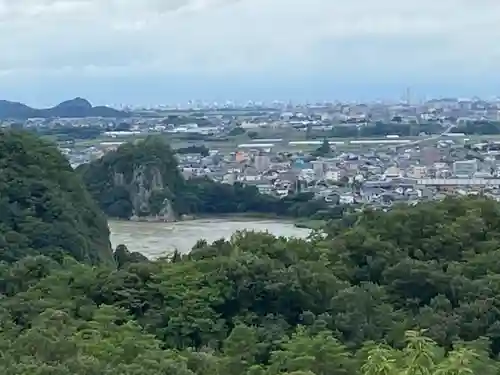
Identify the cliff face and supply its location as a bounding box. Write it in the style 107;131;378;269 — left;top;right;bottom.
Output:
114;165;176;221
78;137;184;220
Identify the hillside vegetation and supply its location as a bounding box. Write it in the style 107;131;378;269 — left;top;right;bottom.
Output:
2;192;500;373
0;130;113;264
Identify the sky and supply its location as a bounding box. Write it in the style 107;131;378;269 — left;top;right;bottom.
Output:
0;0;499;106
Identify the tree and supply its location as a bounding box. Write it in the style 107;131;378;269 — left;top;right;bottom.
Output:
228;127;246;136
248;131;259;139
176;145;210;157
222;325;259;375
360;330;494;375
0;130;113;265
313;139;331;157
114;244;148;268
270;327;355;375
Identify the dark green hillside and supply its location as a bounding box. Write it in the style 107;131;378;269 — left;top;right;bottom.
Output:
0;131;113;264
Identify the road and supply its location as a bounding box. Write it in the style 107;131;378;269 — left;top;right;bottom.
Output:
393;124;457;149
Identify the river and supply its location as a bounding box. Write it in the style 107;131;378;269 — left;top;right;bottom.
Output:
108;219;311;258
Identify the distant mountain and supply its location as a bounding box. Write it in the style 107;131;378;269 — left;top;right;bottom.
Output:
0;97;129;119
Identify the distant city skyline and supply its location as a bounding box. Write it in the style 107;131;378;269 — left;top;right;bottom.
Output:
0;0;499;106
4;78;500;109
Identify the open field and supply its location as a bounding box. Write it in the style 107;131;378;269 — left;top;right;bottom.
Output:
67;129;500;154
71;134;422;153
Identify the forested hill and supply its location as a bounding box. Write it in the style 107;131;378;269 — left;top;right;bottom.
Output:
3;196;500;373
77;136;349;220
0;97;129;119
0;130;113;264
77;136;186;219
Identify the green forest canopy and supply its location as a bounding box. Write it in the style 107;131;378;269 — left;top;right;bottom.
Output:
0;130;112;265
1;189;500;373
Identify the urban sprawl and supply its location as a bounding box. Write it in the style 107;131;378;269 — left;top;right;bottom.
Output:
13;97;500;209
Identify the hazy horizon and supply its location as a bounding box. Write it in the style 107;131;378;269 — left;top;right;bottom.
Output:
4;74;500;108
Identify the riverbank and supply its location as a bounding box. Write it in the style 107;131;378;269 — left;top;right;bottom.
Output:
294;219;327;230
183;213;327;230
108;212;294;223
108;212;325;230
190;212;290;221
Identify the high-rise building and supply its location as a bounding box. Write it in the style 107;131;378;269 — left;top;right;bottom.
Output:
254;154;270;172
453;160;478;177
311;160;326;179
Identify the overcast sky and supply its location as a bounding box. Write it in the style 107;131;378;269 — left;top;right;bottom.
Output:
0;0;499;106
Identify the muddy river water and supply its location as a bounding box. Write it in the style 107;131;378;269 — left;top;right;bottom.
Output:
109;219;311;258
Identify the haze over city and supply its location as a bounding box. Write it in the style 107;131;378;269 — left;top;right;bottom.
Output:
0;0;499;106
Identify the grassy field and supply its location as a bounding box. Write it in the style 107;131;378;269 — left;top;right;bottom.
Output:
70;129;496;154
70;135;411;154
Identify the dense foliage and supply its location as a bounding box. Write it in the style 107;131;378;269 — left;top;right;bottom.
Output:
2;196;500;373
175;144;210;156
312;139;332;157
179;179;348;220
0;131;112;264
319;120;500;138
35;126;103;141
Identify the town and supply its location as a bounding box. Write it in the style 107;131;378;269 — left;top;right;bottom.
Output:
7;96;500;208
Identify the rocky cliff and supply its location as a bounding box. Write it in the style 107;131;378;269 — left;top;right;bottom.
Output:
77;137;184;220
115;165;176;221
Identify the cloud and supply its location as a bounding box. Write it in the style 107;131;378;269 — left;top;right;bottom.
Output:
0;0;499;103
